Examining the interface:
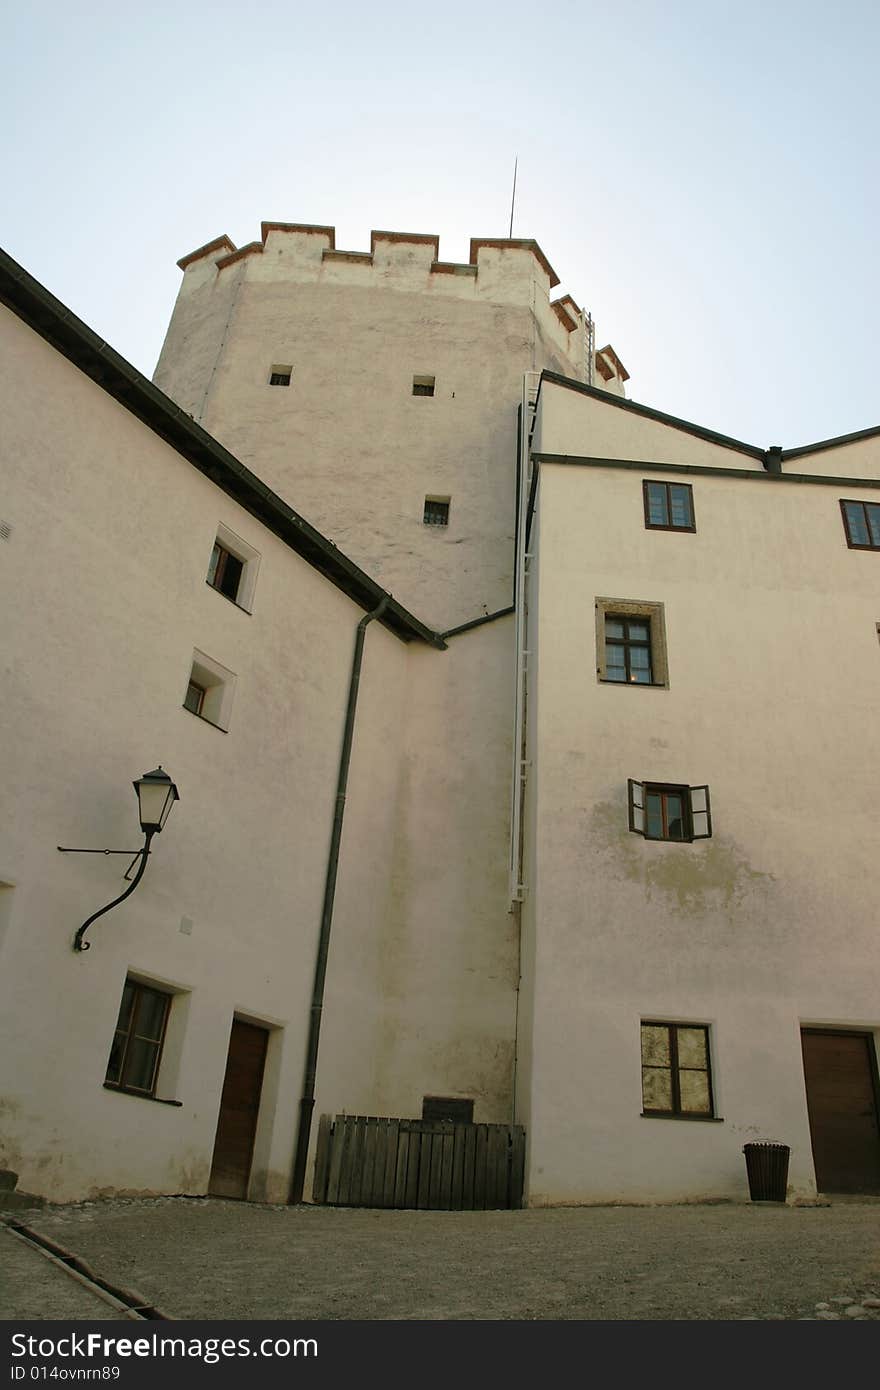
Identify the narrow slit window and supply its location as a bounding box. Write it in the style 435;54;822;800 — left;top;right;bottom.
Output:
413;375;435;397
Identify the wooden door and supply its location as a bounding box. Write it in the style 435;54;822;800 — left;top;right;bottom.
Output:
801;1030;880;1194
209;1019;269;1200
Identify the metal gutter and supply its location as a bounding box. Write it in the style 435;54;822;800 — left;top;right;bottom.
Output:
441;606;514;640
289;597;389;1204
0;248;445;650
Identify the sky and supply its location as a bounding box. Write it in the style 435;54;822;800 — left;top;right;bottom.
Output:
4;0;878;449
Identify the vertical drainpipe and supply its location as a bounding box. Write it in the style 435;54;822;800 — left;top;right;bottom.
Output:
289;594;389;1204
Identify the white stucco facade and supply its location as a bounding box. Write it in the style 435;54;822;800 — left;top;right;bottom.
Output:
518;379;880;1204
2;224;878;1209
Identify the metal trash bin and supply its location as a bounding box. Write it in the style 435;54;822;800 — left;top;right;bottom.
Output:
743;1142;790;1202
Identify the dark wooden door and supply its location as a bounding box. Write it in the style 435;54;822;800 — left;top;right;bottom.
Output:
801;1030;880;1194
209;1020;269;1200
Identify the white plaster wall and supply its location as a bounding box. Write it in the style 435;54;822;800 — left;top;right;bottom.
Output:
308;617;519;1188
520;438;880;1204
0;306;418;1202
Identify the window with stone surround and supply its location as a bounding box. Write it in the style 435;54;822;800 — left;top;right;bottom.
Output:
596;598;669;687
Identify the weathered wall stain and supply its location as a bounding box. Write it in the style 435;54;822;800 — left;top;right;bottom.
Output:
587;800;775;917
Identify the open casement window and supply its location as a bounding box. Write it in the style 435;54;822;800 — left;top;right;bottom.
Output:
641;1022;715;1117
840;499;880;550
628;780;712;841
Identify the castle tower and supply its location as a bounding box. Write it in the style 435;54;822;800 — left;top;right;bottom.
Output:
154;223;627;630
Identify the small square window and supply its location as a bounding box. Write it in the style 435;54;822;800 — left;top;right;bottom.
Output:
641;1022;714;1117
840;499;880;550
643;481;695;532
596;599;668;688
205;525;260;612
424;496;450;526
207;542;244;602
628;780;712;841
269;365;292;386
183;651;236;731
105;979;171;1098
412;375;435;397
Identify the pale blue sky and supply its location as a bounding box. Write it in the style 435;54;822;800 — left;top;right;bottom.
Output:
5;0;878;448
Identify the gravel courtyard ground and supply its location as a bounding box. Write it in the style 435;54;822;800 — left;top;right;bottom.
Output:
3;1197;880;1322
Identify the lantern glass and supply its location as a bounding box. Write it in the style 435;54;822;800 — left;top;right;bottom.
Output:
133;768;180;834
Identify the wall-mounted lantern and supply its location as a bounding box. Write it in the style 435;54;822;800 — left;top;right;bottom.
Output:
58;767;180;953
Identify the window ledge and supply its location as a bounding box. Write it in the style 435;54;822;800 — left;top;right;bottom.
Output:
645;525;697;535
205;581;251;614
103;1083;182;1107
640;1111;723;1123
598;678;669;689
181;706;228;733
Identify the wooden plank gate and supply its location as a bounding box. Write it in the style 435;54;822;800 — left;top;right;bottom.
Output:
313;1115;525;1210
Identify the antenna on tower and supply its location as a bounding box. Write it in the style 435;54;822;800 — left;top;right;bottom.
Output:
508;157;518;238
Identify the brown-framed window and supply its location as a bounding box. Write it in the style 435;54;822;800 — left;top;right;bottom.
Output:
605;615;653;683
840;499;880;550
184;679;206;716
643;480;696;532
412;375;435;397
105;979;171;1097
207;541;245;602
641;1022;714;1117
424;497;450;526
628;780;712;841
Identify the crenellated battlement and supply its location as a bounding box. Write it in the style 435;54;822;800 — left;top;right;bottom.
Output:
173;221;603;371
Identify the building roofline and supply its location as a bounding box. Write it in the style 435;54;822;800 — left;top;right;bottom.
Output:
539;371;765;459
540;370;880;466
532;452;880;490
0;247;446;650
